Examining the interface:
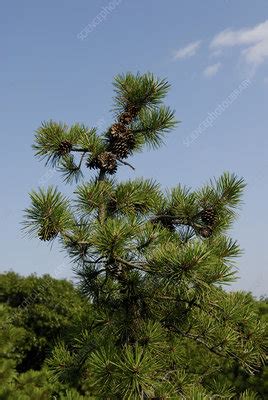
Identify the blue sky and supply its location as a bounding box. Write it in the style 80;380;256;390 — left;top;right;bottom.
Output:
1;0;267;296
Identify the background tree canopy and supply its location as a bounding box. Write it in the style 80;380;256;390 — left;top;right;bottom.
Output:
0;272;267;399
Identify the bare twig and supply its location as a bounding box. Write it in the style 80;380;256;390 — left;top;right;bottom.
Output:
117;159;135;170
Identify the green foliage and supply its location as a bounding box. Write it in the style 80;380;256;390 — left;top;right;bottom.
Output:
21;72;268;398
23;187;73;241
0;273;267;398
0;273;94;399
112;72;171;112
132;106;177;149
33;122;101;167
0;272;86;372
58;154;84;184
220;297;268;398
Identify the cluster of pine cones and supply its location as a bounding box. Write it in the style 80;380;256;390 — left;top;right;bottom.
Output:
87;105;139;174
151;207;217;238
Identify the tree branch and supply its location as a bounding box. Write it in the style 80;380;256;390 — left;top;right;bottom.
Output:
115;257;152;273
71;148;89;153
151;214;189;225
169;324;227;359
117;159;135;171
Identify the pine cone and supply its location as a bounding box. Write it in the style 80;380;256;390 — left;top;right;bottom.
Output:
108;129;135;159
109;123;128;139
98;152;117;173
126;104;139;116
86;157;99;170
119;112;133;125
118;105;139;125
152;215;175;232
109;140;129;159
200;207;216;226
38;226;58;241
57;140;72;155
199;226;213;238
86;152;117;174
107;198;117;215
124;131;135;148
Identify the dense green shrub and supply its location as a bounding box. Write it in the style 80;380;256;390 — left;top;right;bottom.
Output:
0;274;267;399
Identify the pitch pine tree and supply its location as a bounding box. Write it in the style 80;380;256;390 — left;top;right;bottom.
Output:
23;73;267;399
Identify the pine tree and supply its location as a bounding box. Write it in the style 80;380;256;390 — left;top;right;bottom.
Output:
23;73;267;399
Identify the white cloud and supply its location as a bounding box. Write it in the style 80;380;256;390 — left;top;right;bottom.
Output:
203;62;221;78
210;49;223;58
173;40;201;60
242;39;268;66
210;20;268;67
